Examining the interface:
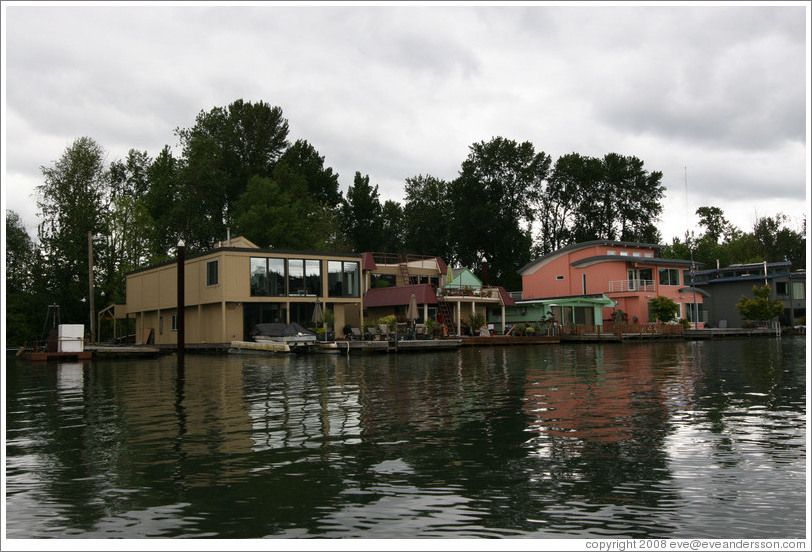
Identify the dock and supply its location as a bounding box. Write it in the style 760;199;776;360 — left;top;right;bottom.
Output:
18;350;93;362
460;335;559;346
318;339;463;354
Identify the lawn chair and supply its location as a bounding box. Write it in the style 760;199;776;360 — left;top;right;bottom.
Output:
349;327;363;340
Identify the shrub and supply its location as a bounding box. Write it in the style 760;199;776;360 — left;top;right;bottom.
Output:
649;296;680;323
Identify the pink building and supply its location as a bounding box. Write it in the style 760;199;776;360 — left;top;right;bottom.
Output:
518;240;705;326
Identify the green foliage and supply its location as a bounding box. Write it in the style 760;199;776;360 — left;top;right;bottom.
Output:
277;139;342;208
6;210;34;293
450;137;551;290
540;152;663;253
736;285;784;323
36;136;110;324
649;296;680;323
424;318;437;333
464;311;487;332
341;172;384;252
662;208;805;271
376;315;396;331
173;99;290;251
322;308;335;329
233;169;322;250
402;174;453;259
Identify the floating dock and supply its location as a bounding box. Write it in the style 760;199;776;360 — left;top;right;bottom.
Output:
318;339;462;354
17;350;93;362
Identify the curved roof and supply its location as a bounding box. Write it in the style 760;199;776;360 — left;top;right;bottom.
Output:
518;240;664;275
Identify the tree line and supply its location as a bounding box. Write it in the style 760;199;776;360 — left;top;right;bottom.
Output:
5;98;806;346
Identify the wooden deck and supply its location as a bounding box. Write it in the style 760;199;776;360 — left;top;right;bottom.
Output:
460;335;559;346
18;350;93;362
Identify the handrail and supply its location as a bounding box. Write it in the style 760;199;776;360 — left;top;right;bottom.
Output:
608;279;656;292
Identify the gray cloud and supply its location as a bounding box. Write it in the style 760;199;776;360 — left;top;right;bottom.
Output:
3;3;808;243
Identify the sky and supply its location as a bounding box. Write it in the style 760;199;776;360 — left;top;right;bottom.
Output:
2;1;810;247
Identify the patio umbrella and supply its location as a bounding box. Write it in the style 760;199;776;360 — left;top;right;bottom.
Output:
407;293;419;324
312;299;323;325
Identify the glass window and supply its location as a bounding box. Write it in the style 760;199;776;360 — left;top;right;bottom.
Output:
250;257;287;296
659;268;680;286
171;314;177;331
206;260;218;286
792;281;805;300
344;261;360;297
288;259;305;296
305;259;321;296
371;273;397;288
328;261;360;297
250;258;267;295
268;258;285;296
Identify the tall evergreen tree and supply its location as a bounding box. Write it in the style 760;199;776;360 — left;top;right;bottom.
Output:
341;172;384;253
402;174;454;260
35;136;110;324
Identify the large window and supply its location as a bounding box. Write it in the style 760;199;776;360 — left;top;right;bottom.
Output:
328;261;360;297
659;268;680;286
206;260;219;286
371;273;397;288
287;259;321;296
250;257;287;296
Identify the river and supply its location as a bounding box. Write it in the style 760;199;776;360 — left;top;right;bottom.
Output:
4;337;806;540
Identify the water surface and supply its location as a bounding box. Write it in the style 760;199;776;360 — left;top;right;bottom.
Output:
5;337;806;538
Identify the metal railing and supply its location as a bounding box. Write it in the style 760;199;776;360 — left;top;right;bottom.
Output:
608;279;656;293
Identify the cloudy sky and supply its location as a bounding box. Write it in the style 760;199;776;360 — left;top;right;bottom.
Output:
2;2;809;245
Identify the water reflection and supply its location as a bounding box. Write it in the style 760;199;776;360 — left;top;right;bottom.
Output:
4;337;806;538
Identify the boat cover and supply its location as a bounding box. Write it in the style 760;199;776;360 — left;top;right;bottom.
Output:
250;322;316;339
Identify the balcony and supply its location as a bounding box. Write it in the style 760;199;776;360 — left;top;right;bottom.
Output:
608;280;656;293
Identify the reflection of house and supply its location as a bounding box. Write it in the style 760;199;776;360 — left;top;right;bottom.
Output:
126;236;364;345
693;262;806;328
519;240;705;325
362;253;515;334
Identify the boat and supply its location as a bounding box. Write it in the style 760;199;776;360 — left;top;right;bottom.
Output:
249;322;317;349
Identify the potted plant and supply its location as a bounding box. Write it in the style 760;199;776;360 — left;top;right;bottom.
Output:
323;309;335;341
424;318;437;339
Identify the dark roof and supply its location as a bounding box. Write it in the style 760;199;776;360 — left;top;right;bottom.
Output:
127;246;362;276
364;284;438;308
571;255;699;269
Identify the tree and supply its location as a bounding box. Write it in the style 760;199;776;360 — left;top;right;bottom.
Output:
379;200;404;254
175;99;290;250
648;296;680;323
341;172;384;252
696;206;735;243
232;170;320;251
402;174;453;260
277;139;342;208
450;137;551;290
736;285;784;325
105;149;154;301
5;210;35;294
143;146;184;261
5;210;41;347
36;136;110;324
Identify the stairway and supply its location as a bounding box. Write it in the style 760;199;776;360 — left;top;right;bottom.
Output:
434;288;456;335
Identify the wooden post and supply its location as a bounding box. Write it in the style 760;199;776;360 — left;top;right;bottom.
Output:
88;231;95;345
177;240;185;364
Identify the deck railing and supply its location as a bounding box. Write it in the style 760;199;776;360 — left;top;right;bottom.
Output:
559;323;685;338
608;279;656;293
